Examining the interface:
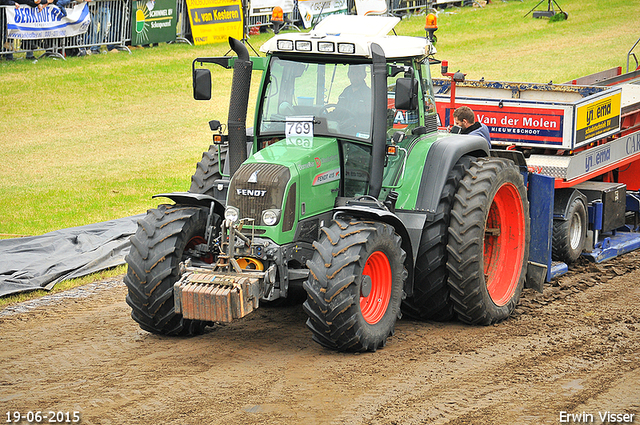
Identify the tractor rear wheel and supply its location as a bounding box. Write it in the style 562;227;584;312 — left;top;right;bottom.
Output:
303;218;406;352
189;144;227;196
124;204;216;335
446;157;530;325
402;156;471;321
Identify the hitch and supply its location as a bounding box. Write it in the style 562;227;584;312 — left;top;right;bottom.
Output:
174;218;266;322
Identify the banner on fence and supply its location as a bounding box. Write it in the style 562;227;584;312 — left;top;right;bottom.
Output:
249;0;294;17
354;0;387;15
130;0;178;46
185;0;243;45
5;3;90;39
297;0;347;28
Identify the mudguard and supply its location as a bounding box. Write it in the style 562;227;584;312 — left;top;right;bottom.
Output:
416;135;489;221
153;192;225;218
553;188;588;221
334;204;415;297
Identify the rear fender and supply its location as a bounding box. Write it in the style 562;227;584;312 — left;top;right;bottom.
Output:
334;205;415;297
416;135;488;221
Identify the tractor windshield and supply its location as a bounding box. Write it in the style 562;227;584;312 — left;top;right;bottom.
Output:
258;57;372;141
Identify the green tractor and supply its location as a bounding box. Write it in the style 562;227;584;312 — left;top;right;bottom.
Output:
125;15;533;352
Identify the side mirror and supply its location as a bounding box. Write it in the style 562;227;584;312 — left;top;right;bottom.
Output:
209;120;221;131
193;68;212;100
395;77;419;111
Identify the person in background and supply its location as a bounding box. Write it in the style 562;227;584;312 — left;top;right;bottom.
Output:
54;0;69;17
0;0;16;60
105;0;120;52
7;0;50;59
84;0;111;55
453;105;491;148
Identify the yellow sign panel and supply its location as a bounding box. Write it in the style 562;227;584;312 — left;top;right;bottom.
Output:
186;0;243;45
575;91;621;143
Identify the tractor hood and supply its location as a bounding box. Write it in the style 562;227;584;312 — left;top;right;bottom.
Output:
226;137;340;245
249;136;340;172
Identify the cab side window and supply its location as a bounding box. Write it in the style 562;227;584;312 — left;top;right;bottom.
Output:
386;63;420;137
419;61;438;131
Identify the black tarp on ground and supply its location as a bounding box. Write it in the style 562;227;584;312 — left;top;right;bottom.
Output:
0;215;143;297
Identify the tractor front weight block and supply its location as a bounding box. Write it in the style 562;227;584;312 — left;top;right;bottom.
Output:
174;271;261;322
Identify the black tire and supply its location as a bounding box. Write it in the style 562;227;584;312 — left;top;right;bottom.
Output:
303;218;407;352
552;197;587;264
447;157;530;325
189;145;227;196
402;156;471;321
124;204;214;335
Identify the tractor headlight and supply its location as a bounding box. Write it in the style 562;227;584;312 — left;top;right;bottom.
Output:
262;209;281;226
224;206;239;222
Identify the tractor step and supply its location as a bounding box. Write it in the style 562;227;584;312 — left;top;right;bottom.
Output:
174;272;260;322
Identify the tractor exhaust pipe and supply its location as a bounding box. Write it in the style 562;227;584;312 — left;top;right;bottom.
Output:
227;37;252;177
369;43;387;199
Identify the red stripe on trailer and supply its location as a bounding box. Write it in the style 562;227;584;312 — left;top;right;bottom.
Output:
492;133;564;144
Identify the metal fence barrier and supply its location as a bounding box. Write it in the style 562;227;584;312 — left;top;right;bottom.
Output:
2;0;436;61
391;0;431;16
174;0;191;43
1;0;131;60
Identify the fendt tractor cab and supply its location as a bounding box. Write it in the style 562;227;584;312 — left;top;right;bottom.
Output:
125;15;535;352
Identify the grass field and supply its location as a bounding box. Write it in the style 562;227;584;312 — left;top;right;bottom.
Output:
1;0;638;238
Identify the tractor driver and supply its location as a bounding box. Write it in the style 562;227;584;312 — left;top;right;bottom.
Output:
333;65;372;136
337;65;371;112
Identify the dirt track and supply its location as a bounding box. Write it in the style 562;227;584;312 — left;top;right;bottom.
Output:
1;252;639;425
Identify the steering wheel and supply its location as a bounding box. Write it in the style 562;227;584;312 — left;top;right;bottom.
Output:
278;102;295;116
320;103;356;128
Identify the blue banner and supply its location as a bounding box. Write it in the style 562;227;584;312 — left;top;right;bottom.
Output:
6;3;90;39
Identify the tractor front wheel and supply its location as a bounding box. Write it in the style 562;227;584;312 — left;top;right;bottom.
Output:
303;218;406;352
124;204;216;335
446;158;530;325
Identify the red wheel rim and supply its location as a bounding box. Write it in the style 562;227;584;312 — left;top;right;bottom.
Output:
360;251;392;324
185;236;214;264
483;182;526;306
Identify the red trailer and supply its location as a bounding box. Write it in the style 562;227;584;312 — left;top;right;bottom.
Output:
434;64;640;274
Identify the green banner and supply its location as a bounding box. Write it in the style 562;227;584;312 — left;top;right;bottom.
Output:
131;0;178;46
